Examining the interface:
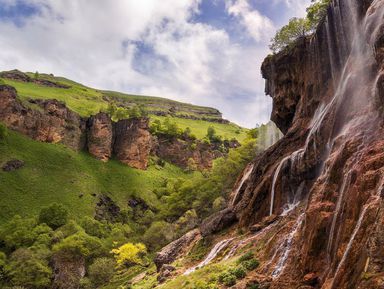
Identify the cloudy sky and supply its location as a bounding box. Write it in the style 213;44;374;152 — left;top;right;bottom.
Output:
0;0;310;127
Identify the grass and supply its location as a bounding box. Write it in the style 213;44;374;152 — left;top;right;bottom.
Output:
1;71;248;142
0;130;191;223
151;116;248;142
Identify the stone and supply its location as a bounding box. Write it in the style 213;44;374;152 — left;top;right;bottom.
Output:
2;159;25;172
200;208;237;237
154;229;200;271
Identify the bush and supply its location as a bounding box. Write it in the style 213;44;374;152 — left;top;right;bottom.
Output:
0;123;8;141
142;221;175;251
238;252;254;263
111;242;146;268
38;203;68;229
218;271;236;286
0;215;37;249
53;232;104;260
88;257;115;286
230;266;246;279
80;217;108;238
247;283;260;289
7;248;52;289
243;259;260;271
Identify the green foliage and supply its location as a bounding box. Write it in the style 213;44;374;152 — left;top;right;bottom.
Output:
34;71;39;79
246;283;260;289
79;216;108;238
206;126;222;143
237;252;254;263
192;281;219;289
6;248;52;289
38;203;68;229
307;0;331;29
270;0;330;53
270;17;310;53
243;259;259;271
52;231;103;260
88;257;115;287
142;221;175;251
0;215;37;249
111;242;147;268
218;271;236;286
229;267;246;279
0;123;8;141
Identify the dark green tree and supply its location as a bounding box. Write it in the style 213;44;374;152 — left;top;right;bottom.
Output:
38;203;68;229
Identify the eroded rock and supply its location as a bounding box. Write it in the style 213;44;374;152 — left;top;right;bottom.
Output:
2;159;24;172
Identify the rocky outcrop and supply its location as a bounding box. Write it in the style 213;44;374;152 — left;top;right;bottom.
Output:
154;136;223;170
0;85;86;150
95;194;121;222
154;229;201;271
87;112;113;161
52;255;85;289
200;208;237;237
223;0;384;288
2;159;25;172
114;118;152;170
0;69;71;88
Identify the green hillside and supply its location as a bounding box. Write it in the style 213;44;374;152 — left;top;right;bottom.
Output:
0;70;248;142
0;130;191;224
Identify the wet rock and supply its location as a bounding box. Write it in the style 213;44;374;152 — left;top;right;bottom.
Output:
200;208;237;237
2;159;24;172
302;273;318;286
250;215;279;233
154;229;200;271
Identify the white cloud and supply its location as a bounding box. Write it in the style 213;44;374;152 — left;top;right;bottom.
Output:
0;0;308;128
226;0;275;42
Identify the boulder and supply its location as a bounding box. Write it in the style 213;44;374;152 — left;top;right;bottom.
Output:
154;229;200;271
200;208;237;237
2;159;25;172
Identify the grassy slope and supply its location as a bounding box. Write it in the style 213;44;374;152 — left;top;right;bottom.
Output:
0;130;191;223
1;72;248;141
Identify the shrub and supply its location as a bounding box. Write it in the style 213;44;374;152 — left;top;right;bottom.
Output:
53;232;104;260
218;271;236;287
238;252;254;263
111;242;146;268
80;217;108;238
243;259;260;271
142;221;175;251
7;248;52;289
38;203;68;229
247;283;260;289
230;266;246;279
88;257;115;286
0;215;37;249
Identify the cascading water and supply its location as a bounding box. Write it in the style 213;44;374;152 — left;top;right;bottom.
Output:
184;238;234;275
231;164;254;207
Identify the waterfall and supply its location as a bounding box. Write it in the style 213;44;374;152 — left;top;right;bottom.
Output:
271;213;305;278
184;238;234;275
231;164;254;207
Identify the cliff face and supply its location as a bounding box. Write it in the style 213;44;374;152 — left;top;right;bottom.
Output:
228;0;384;288
0;86;226;170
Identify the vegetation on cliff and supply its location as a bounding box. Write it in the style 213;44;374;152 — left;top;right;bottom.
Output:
270;0;330;53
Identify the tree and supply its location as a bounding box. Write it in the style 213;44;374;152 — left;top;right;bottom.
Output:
7;248;52;289
307;0;331;29
88;257;115;287
0;215;37;250
111;242;147;268
38;203;68;229
270;17;310;53
52;232;104;260
34;71;39;79
270;0;330;53
142;221;175;251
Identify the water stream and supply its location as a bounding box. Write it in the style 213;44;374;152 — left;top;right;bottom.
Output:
231;164;254;207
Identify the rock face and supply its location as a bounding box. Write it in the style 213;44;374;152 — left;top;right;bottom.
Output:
52;255;85;289
0;85;86;150
154;136;224;170
114;118;152;170
225;0;384;288
200;208;237;237
154;229;201;271
87;112;113;161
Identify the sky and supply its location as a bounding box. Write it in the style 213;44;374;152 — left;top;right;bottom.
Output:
0;0;311;128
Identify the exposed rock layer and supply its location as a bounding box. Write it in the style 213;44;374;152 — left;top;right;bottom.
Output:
228;0;384;288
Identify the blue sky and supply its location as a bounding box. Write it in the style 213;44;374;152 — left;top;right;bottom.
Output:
0;0;310;127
